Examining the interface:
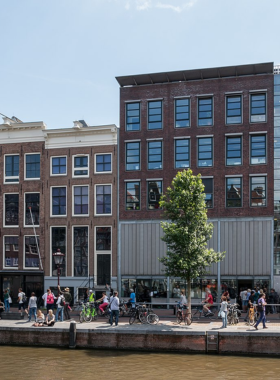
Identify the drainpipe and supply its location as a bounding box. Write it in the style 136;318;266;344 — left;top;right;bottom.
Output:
217;220;221;302
117;127;121;293
271;218;274;289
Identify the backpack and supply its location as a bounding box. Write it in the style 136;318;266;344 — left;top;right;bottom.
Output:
22;293;27;303
60;296;65;307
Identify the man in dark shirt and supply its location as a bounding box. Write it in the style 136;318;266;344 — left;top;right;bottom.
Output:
58;285;72;320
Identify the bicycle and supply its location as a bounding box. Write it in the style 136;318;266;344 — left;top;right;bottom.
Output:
176;305;192;325
129;304;159;325
191;306;218;321
79;302;98;323
248;307;258;326
227;303;240;325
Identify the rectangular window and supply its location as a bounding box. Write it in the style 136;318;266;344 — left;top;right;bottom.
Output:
126;181;140;210
96;185;112;214
5;155;19;183
73;155;89;177
4;236;19;268
25;193;40;226
250;93;266;123
226;95;242;124
175;139;190;168
73;226;88;277
25;153;40;179
202;178;213;208
52;187;66;216
147;181;162;210
250;135;266;164
148;100;162;130
51;156;67;176
148;141;162;170
5;194;19;226
96;227;111;250
226;177;242;207
73;186;89;215
226;136;242;166
51;227;66;276
95;154;112;173
126;142;140;171
24;236;40;268
198;97;213;126
198;137;213;167
126;102;140;131
250;176;266;207
175;98;190;128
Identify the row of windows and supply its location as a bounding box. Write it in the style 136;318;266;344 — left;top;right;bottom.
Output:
126;134;267;170
4;153;112;183
125;93;267;131
125;176;267;210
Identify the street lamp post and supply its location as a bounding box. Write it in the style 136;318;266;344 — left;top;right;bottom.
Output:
53;249;65;287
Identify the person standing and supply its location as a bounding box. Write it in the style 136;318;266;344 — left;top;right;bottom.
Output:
58;285;72;320
28;292;37;322
3;289;10;312
254;293;268;330
18;288;28;315
110;291;120;326
55;292;64;322
46;288;56;312
220;296;228;328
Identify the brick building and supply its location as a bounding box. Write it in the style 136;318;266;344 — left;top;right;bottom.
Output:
116;62;274;302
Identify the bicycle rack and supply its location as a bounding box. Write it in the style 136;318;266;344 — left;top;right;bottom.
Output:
206;331;219;353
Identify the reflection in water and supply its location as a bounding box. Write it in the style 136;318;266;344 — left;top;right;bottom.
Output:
1;346;280;380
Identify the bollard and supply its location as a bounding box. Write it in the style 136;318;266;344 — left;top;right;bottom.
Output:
69;321;76;349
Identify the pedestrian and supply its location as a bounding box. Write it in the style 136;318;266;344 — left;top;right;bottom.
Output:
46;288;56;312
3;289;10;312
45;310;55;326
28;292;37;322
220;296;228;328
109;291;120;326
240;288;248;312
58;285;72;320
244;290;255;322
17;288;28;315
254;293;268;330
0;299;4;319
97;292;109;314
268;288;277;314
55;292;64;322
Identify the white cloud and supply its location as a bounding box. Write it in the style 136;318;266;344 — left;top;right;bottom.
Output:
121;0;197;12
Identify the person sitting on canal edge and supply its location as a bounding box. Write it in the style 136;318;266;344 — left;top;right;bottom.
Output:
45;310;55;326
110;291;120;326
33;310;45;327
58;285;72;320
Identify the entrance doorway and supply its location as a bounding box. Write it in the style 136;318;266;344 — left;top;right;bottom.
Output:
237;280;253;295
97;254;111;286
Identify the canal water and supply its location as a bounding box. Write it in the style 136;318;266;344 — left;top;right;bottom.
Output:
0;346;279;380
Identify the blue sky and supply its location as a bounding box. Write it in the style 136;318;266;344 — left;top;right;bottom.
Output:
0;0;279;129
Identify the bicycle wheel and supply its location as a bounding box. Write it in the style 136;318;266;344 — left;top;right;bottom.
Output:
248;313;255;326
129;315;136;325
147;313;159;325
139;311;148;324
176;311;183;324
185;313;192;326
92;311;98;321
79;312;84;323
84;313;92;322
119;309;125;318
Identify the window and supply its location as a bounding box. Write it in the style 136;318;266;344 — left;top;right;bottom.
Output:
51;156;66;176
126;181;140;210
96;227;111;250
250;135;266;164
175;98;190;128
175;139;190;168
25;153;40;179
147;181;162;210
226;136;242;166
5;194;19;226
148;101;162;130
148;141;162;170
250;93;266;123
198;97;213;126
250;176;266;207
4;236;18;268
226;95;242;124
95;154;112;173
198;137;213;167
25;193;40;226
73;186;89;215
51;227;66;276
5;155;19;183
73;226;88;277
226;177;242;207
126;142;140;171
24;236;40;268
202;178;213;208
51;187;66;216
126;102;140;131
96;185;112;215
73;155;89;177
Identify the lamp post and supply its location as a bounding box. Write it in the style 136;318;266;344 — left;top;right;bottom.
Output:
53;249;65;287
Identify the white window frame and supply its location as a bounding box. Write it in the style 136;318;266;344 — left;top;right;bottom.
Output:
72;225;89;277
72;154;89;178
24;152;41;180
72;185;89;217
3;235;19;269
23;235;40;270
94;153;112;174
50;226;67;277
50;155;67;177
24;192;40;227
50;186;67;217
3;192;19;228
4;154;19;184
94;184;112;216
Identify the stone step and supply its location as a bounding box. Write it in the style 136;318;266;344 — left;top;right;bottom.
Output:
1;312;26;320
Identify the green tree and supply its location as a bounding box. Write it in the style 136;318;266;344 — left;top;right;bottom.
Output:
159;169;225;312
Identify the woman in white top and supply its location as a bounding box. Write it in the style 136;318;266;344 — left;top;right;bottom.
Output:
33;310;45;327
97;292;109;314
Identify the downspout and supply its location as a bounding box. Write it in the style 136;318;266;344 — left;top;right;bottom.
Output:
271;217;274;288
117;127;121;293
217;220;221;302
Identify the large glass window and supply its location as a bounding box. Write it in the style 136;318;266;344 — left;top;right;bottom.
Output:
250;135;266;164
5;155;19;183
198;137;213;167
51;227;66;277
95;154;111;173
25;153;40;179
126;181;140;210
73;226;88;277
250;93;266;123
175;98;190;128
5;194;19;226
148;141;162;170
73;186;89;215
226;136;242;166
202;178;213;208
96;185;112;214
148;101;162;130
147;181;162;210
226;95;242;124
175;139;190;168
4;236;19;268
52;187;66;216
51;156;66;175
250;176;266;207
126;102;140;131
24;236;40;268
226;177;242;207
73;155;89;177
96;227;111;250
198;97;213;126
25;193;40;226
126;142;140;171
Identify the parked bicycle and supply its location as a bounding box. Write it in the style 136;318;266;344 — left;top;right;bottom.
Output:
176;304;192;325
129;304;159;325
227;303;240;325
79;302;98;323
